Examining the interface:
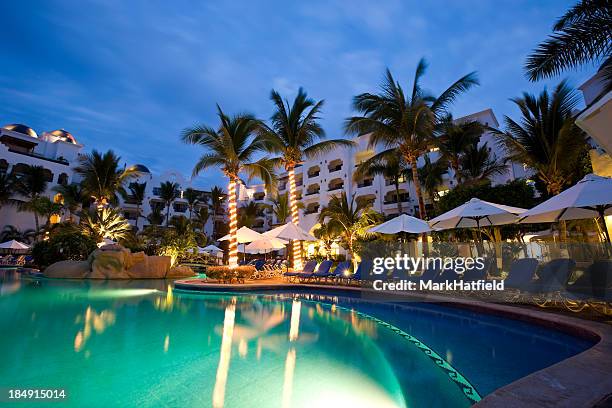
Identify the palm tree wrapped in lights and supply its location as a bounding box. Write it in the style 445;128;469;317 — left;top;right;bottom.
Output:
260;88;354;270
182;106;276;268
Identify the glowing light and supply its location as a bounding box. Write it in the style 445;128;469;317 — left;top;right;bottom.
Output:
164;334;170;353
289;300;301;342
213;303;236;408
288;168;303;270
281;348;296;408
238;339;248;358
228;178;239;268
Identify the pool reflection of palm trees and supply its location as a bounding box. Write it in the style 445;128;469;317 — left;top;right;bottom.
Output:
73;306;116;353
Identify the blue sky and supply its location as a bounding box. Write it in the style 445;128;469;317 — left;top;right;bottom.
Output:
0;0;597;189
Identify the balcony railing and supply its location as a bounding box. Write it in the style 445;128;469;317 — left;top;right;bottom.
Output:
328;185;344;191
357;179;373;188
304;207;319;215
328;165;342;172
308;171;320;178
305;190;320;196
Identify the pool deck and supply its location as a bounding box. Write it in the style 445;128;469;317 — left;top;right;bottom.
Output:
175;278;612;408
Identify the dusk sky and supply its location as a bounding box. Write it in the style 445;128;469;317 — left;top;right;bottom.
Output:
0;0;597;189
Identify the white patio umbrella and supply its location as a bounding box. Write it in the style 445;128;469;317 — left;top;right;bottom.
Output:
368;213;431;234
243;237;288;254
519;174;612;242
263;221;317;241
218;226;264;243
219;226;265;261
0;240;30;250
429;198;527;231
202;244;224;253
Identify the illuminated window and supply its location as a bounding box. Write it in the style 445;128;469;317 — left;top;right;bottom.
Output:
53;193;64;204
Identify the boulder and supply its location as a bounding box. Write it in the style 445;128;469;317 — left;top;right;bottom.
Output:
126;255;171;279
167;265;195;278
90;248;130;279
44;260;90;279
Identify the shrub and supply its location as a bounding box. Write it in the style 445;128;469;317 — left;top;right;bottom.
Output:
206;266;256;283
32;233;98;269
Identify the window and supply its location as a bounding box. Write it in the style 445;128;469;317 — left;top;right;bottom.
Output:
58;173;69;185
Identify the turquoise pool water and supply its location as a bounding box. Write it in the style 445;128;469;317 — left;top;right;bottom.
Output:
0;272;593;407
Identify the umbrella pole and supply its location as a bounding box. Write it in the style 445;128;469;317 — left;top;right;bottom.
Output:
598;207;611;244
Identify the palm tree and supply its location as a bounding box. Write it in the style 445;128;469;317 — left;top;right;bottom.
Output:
312;223;338;259
319;192;381;268
525;0;611;91
434;115;483;184
414;154;448;203
183;188;202;220
74;150;138;207
260;88;354;269
459;142;508;186
53;183;86;222
346;60;479;219
182;105;276;267
209;186;225;238
355;153;409;214
0;172;17;211
194;206;210;232
238;201;262;228
124;182;147;229
80;207;132;242
14;165;49;236
270;192;303;224
0;225;36;244
492;80;587;196
158;181;179;227
36;196;64;230
146;207;164;226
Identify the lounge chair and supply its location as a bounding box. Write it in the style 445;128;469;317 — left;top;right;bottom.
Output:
329;261;352;283
526;258;576;293
564;260;612;313
502;258;539;290
284;260;317;281
308;260;334;282
463;258;493;282
347;260;373;285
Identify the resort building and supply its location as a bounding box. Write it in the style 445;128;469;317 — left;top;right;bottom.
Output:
577;71;612;177
0;124;83;231
238;109;531;237
118;168;214;235
0;124;214;236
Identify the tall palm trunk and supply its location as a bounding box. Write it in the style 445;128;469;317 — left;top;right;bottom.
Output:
406;156;427;219
287;166;303;270
135;204;140;229
451;159;461;184
394;179;403;214
227;176;239;268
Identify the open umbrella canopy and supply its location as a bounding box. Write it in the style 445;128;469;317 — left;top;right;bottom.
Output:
202;244;223;253
368;213;431;234
429;198;527;230
218;226;264;243
0;240;30;250
242;237;288;253
519;174;612;223
263;221;317;241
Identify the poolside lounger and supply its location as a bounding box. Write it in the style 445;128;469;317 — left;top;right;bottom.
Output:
284;260;317;281
308;260;334;282
329;261;352;284
525;258;575;294
502;258;539;290
463;258;493;282
348;260;373;285
566;260;612;300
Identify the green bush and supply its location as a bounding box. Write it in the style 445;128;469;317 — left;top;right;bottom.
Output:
32;233;98;269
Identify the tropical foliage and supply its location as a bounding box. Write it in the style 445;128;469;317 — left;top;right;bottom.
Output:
492;80;588;196
74;150;137;206
80;207;132;242
319;192;381;267
525;0;611;92
0;225;36;244
158;181;180;226
182;105;276;266
270;192;303;224
345;59;479;219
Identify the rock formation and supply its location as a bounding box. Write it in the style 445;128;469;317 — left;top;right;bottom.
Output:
43;244;195;279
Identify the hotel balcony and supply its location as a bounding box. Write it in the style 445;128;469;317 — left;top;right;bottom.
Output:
327;159;343;173
307;165;320;178
304;203;320;215
328;178;344;192
306;183;320;196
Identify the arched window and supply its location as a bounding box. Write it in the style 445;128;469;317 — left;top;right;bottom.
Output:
58;173;69;185
42;169;54;182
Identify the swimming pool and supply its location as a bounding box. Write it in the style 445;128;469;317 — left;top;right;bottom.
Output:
0;271;593;407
